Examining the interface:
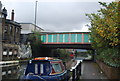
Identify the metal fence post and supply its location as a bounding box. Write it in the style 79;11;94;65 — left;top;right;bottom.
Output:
72;69;75;81
79;62;81;76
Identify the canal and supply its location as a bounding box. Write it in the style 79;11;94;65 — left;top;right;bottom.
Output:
0;61;27;80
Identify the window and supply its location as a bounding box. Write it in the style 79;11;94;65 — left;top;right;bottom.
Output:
4;25;7;33
10;26;13;34
26;62;51;75
3;49;7;56
35;64;38;74
52;63;62;73
35;64;44;74
46;64;50;73
14;49;17;55
9;49;13;55
40;64;43;74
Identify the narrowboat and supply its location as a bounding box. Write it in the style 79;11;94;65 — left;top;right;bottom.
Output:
22;57;70;81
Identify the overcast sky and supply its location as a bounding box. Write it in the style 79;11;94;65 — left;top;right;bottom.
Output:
1;0;114;32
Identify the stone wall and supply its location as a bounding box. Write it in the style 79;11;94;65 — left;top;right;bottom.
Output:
2;43;19;61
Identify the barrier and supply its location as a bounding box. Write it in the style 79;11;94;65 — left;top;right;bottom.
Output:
70;60;82;81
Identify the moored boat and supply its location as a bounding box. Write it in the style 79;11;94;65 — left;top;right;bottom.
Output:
22;57;70;81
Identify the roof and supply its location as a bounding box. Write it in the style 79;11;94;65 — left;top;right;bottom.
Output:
5;19;21;27
20;22;44;31
29;57;61;62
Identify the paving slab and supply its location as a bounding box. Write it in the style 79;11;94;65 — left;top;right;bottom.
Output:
80;61;108;80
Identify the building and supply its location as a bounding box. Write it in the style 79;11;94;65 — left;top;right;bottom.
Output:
19;23;44;58
1;7;21;61
20;23;44;34
20;23;44;43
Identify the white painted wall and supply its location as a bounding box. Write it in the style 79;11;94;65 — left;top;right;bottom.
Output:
20;23;44;34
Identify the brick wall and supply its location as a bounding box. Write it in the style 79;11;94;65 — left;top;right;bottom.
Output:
96;60;120;79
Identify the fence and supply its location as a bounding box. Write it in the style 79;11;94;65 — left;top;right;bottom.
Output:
70;60;82;81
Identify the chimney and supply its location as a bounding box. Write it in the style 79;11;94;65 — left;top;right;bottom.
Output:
11;10;14;21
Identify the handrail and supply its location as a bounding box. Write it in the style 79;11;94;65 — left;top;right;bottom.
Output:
70;60;83;81
70;60;82;71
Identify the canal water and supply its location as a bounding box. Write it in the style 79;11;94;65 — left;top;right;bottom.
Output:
0;61;27;80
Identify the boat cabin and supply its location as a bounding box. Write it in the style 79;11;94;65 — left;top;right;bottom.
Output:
23;57;69;81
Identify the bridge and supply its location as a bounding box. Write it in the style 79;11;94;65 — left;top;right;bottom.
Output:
40;32;92;49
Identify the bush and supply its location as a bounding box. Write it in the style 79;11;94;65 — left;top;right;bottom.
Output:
86;2;120;67
98;48;120;67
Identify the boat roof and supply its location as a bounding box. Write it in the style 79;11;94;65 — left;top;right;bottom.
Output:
29;57;62;63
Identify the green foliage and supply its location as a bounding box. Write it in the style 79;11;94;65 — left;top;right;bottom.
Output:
28;31;42;57
52;49;70;62
87;50;93;55
59;49;70;60
77;52;88;57
86;2;120;67
86;2;120;47
28;31;42;45
98;48;120;67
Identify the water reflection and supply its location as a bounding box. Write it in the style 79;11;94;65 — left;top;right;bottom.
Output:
0;62;27;80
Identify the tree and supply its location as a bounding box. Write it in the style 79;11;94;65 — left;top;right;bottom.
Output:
86;2;120;67
28;31;42;57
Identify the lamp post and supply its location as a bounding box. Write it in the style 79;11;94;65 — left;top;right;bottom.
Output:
34;0;38;32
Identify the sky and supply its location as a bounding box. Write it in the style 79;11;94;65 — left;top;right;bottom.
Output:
1;0;114;32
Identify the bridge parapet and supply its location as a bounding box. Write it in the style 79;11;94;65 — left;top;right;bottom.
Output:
41;32;91;44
